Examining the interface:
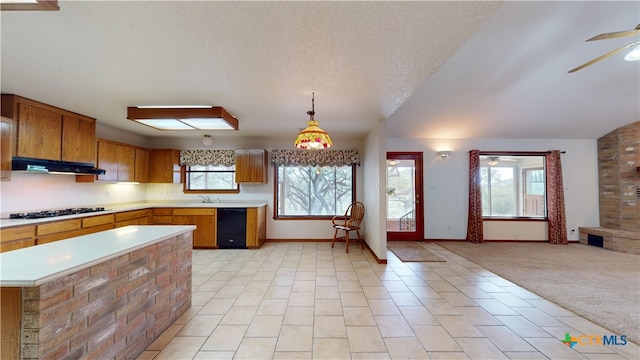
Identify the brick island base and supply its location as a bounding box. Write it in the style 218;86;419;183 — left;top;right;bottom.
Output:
1;231;193;360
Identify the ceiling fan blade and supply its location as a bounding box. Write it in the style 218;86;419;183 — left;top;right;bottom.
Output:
569;39;640;73
587;24;640;41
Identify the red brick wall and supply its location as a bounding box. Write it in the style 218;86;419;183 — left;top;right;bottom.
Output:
597;121;640;232
19;231;192;360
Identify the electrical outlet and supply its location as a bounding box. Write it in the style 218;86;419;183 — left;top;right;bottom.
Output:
105;190;110;198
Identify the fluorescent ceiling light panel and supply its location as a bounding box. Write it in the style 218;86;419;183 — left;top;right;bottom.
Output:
127;106;239;131
181;118;235;130
135;119;194;130
0;0;59;10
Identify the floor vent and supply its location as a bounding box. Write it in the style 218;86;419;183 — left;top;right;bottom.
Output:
588;234;604;248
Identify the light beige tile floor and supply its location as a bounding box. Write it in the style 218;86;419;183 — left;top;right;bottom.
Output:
139;242;639;359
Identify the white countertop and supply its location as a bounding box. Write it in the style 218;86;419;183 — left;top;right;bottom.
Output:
0;225;196;287
0;201;268;229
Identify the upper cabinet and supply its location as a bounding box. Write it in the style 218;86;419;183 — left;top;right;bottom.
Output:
0;94;97;164
62;114;96;164
1;116;14;181
134;148;150;183
235;149;268;183
148;149;181;183
93;139;142;182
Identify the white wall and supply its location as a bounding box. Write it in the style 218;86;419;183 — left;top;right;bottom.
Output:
386;137;599;241
362;120;388;260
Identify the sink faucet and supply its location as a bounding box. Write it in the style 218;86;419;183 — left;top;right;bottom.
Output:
198;195;213;203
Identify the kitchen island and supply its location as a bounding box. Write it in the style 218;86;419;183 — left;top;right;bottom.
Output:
0;225;195;360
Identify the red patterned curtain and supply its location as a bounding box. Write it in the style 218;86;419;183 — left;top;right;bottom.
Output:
546;151;568;244
466;149;483;243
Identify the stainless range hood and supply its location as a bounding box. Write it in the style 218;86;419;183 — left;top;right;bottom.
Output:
12;157;106;175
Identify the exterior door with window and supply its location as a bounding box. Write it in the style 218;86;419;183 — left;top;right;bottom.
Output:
386;152;424;241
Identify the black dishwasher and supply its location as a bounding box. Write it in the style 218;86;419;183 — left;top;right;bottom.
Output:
217;208;247;249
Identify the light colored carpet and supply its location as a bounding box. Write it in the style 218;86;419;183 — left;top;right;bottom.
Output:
387;241;446;262
435;241;640;345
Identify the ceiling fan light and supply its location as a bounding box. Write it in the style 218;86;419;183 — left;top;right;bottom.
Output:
624;44;640;61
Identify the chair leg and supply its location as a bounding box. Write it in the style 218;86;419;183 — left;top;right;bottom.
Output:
345;231;350;253
356;229;364;249
331;228;339;248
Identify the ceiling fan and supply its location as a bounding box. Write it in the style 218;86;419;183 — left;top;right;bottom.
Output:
568;24;640;73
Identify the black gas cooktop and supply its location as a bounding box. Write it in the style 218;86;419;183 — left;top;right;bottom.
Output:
9;207;106;219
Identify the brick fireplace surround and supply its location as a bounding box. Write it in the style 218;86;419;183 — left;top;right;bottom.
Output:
579;121;640;255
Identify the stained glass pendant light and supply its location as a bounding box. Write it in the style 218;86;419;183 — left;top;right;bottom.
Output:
294;92;332;149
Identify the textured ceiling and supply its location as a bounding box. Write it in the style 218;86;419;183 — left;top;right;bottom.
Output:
1;1;639;142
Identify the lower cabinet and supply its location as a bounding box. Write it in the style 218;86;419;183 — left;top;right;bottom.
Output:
172;208;217;248
114;209;151;227
0;226;35;252
0;205;266;252
246;206;267;249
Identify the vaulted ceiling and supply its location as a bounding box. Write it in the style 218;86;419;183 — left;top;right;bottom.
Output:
1;1;638;142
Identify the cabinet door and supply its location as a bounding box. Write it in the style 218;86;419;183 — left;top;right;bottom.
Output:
193;215;216;248
97;141;118;181
117;145;135;181
148;149;181;183
1;117;13;181
236;149;268;183
134;147;149;183
62;114;96;164
17;102;62;160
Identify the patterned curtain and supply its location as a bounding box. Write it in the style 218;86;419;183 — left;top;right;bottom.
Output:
179;149;236;166
271;149;360;166
466;149;483;243
546;151;568;244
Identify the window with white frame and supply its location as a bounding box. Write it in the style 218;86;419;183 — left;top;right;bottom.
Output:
184;164;239;193
480;154;546;218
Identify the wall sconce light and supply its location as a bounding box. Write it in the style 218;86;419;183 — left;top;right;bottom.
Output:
437;151;452;159
202;134;213;146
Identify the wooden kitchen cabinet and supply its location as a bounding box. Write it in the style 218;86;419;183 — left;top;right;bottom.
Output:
93;139;137;182
1;116;13;181
36;219;82;245
62;114;96;164
117;144;135;182
246;206;267;248
0;225;36;253
172;208;217;248
1;94;97;164
235;149;268;183
114;209;151;227
148;149;181;183
152;208;173;224
134;147;149;183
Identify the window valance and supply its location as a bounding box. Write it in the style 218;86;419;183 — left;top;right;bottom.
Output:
271;149;360;166
180;149;236;166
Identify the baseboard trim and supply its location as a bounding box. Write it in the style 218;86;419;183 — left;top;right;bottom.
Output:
431;239;580;243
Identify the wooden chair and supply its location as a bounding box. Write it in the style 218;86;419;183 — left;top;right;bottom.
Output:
331;201;365;253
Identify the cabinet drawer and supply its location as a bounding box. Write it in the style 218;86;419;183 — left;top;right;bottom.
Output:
153;216;173;224
173;208;217;216
0;226;35;243
1;238;35;252
153;208;173;216
114;209;151;222
82;214;114;228
37;219;81;236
